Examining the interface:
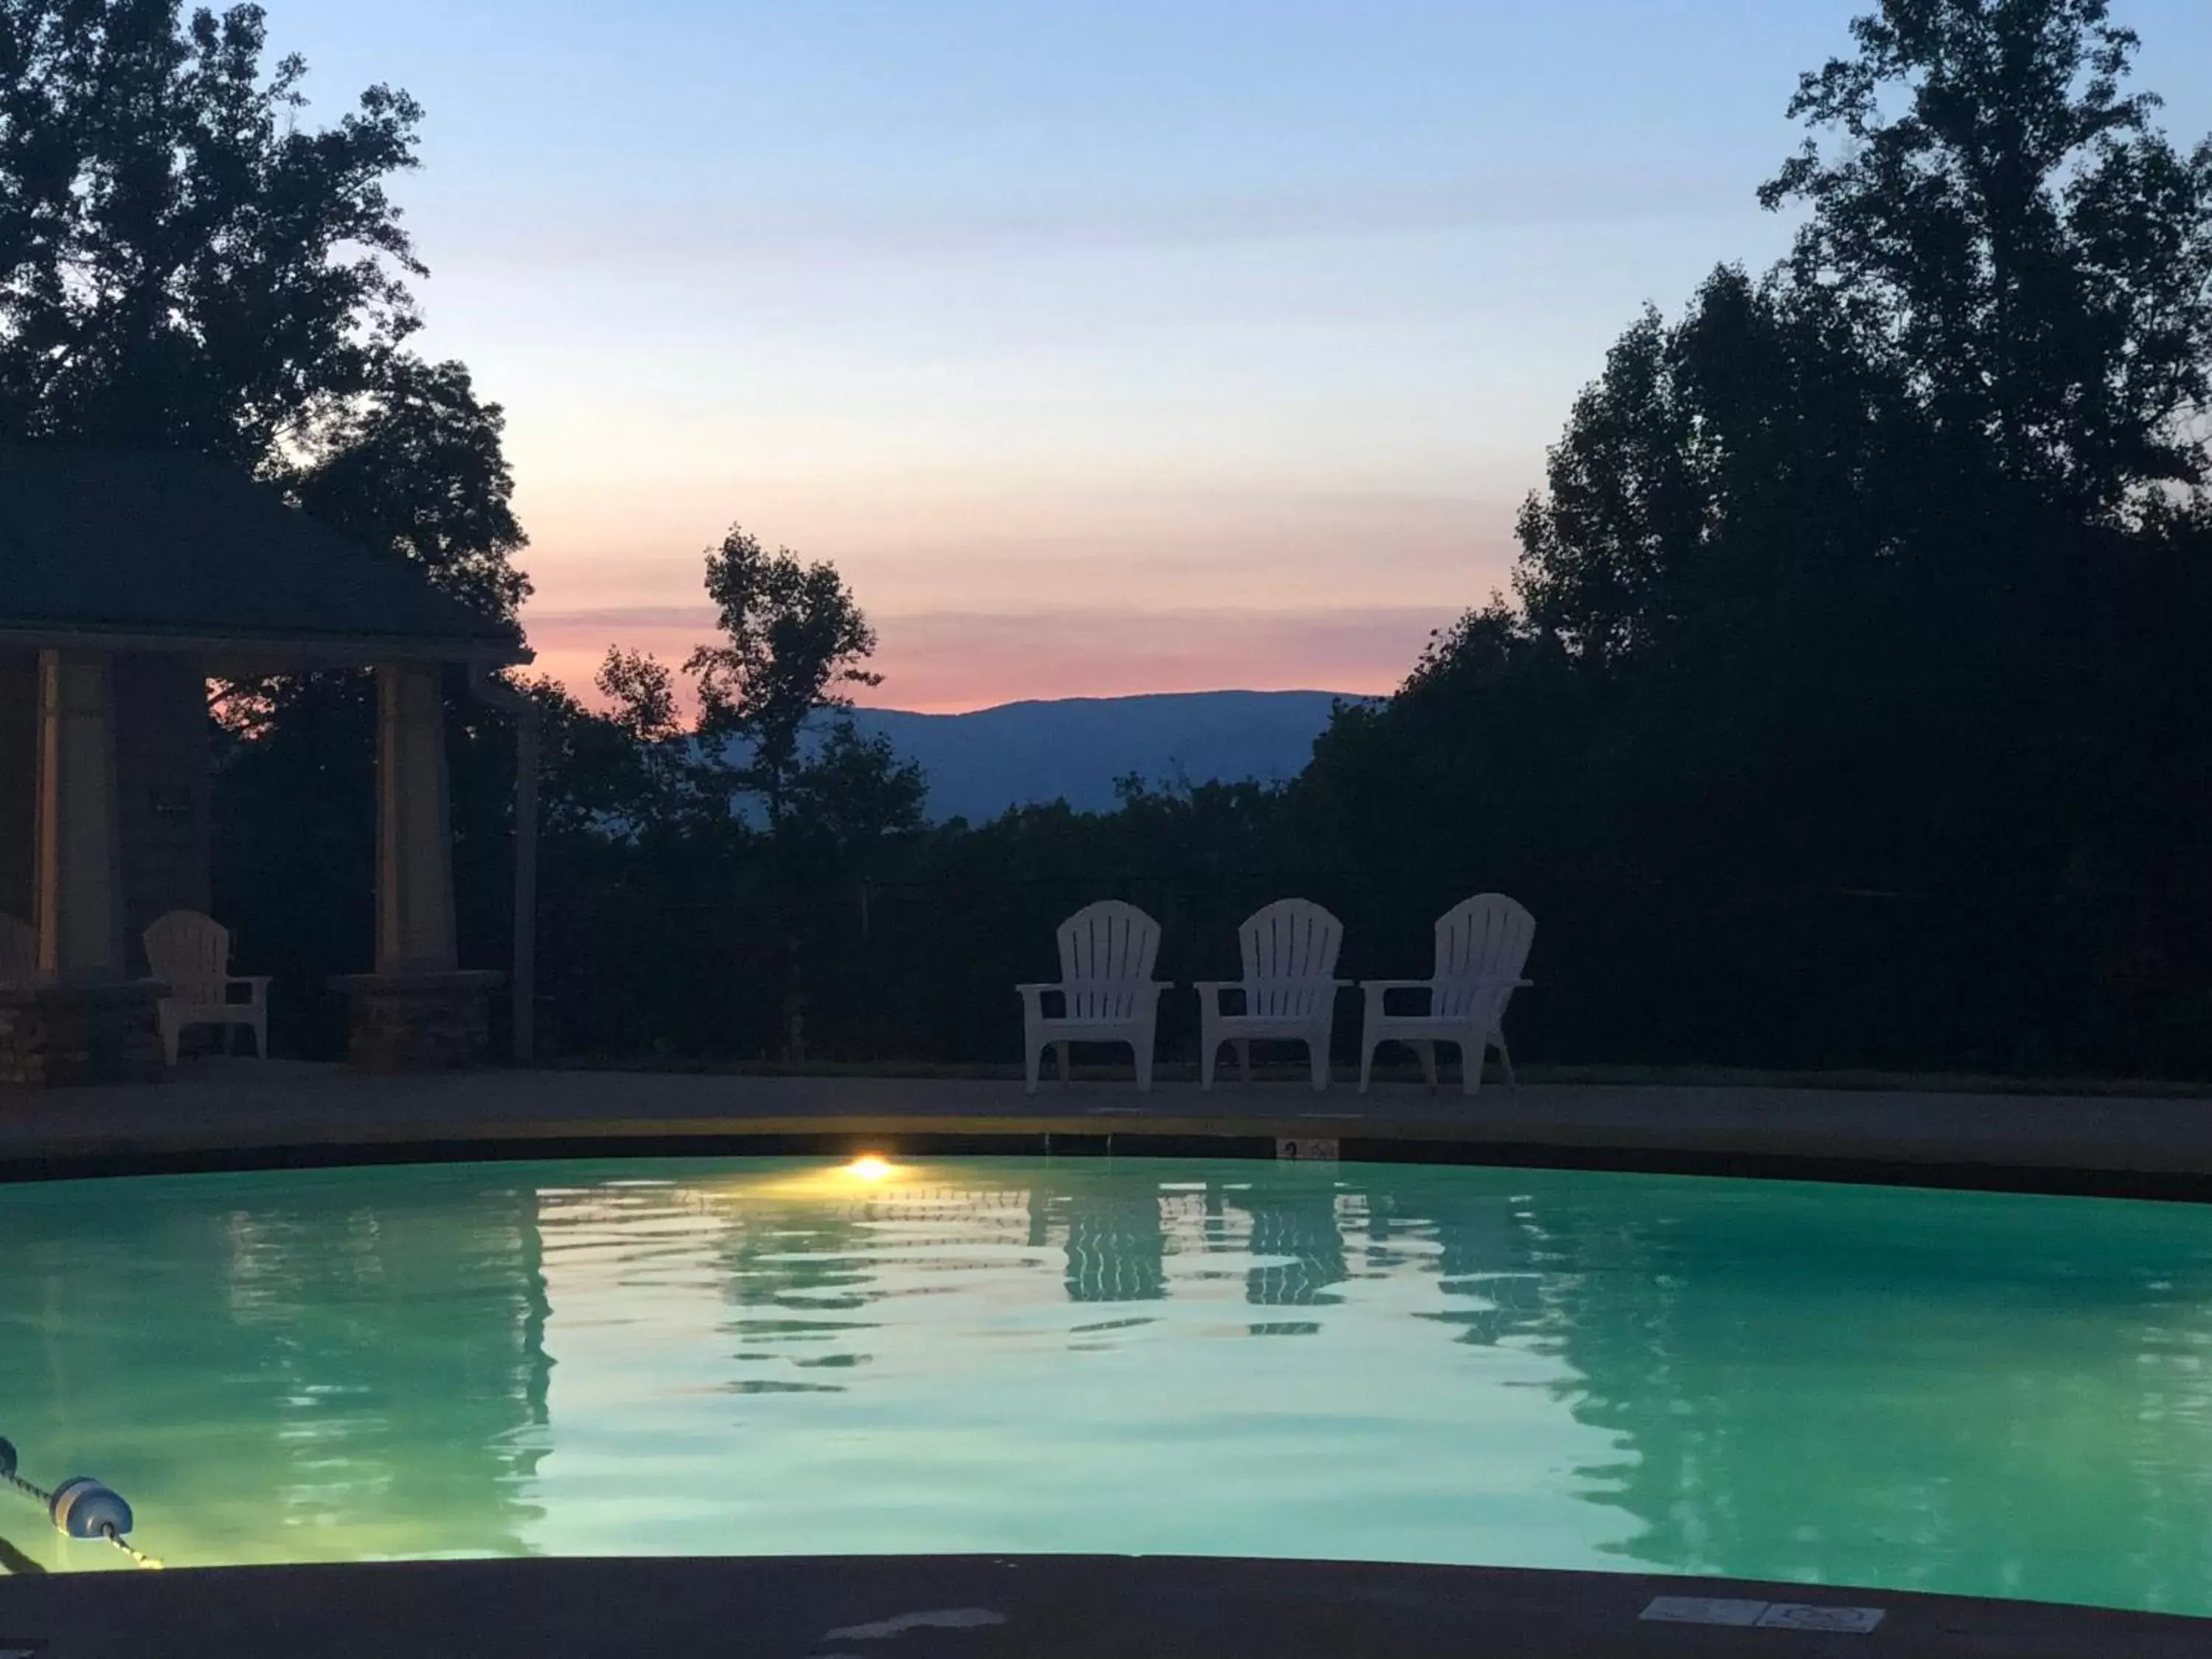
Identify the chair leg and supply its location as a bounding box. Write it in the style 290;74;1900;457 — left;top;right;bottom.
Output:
1235;1040;1252;1088
1359;1037;1377;1094
1462;1038;1484;1096
1133;1028;1155;1094
1200;1034;1218;1092
1055;1040;1072;1086
1025;1036;1043;1094
1495;1031;1515;1089
157;1007;180;1068
1307;1034;1329;1093
1414;1041;1439;1091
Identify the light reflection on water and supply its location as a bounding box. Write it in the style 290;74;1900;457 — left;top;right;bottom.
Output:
2;1155;2211;1616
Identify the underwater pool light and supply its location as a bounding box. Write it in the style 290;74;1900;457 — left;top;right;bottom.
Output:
846;1154;894;1182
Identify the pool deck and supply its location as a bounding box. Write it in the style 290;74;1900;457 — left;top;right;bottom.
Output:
1;1554;2206;1659
3;1059;2212;1197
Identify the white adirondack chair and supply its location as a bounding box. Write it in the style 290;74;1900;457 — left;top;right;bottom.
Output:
143;910;271;1065
1357;894;1534;1095
1196;898;1349;1092
1018;900;1169;1093
0;914;32;982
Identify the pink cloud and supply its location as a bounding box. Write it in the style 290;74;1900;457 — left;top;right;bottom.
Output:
524;605;1459;714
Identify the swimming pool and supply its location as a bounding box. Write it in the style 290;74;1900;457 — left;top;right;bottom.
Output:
1;1155;2208;1615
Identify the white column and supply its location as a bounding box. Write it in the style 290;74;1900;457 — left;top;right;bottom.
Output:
375;661;458;974
33;649;124;981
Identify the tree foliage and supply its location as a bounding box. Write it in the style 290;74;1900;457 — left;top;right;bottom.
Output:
1761;0;2212;512
0;0;425;462
1300;0;2212;1075
288;355;530;621
684;525;885;826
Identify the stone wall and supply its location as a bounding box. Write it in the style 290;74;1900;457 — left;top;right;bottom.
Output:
341;970;501;1072
0;982;165;1085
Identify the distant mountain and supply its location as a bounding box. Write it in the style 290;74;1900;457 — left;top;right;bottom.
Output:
833;689;1366;822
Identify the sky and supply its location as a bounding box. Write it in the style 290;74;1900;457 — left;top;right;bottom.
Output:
267;0;2212;712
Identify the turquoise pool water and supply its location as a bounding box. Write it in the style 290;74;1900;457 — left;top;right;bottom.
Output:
1;1156;2209;1613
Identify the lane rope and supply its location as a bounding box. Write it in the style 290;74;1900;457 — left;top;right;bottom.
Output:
0;1436;163;1570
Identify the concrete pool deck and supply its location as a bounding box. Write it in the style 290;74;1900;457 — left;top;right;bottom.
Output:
2;1554;2206;1659
3;1059;2212;1197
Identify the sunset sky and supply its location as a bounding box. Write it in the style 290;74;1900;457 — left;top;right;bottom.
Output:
274;0;2212;712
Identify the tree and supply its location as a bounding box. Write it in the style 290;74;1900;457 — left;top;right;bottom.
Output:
591;645;695;832
783;719;926;852
684;526;883;828
597;647;682;746
288;356;530;621
1760;0;2212;516
0;0;425;462
1300;0;2212;1075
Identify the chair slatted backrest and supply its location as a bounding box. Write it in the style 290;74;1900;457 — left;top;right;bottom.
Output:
1239;898;1343;1019
1431;894;1535;1020
1055;901;1161;1022
143;910;231;1005
0;913;33;982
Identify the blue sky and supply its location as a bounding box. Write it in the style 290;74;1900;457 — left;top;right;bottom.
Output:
268;0;2212;708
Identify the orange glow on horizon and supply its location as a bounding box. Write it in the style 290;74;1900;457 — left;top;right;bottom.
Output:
521;608;1438;717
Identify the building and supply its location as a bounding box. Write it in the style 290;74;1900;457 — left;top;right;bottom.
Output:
0;447;534;1084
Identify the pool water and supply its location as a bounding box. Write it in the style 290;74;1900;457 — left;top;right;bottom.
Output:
2;1156;2210;1613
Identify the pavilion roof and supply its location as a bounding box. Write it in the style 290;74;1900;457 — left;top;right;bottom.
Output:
0;447;527;664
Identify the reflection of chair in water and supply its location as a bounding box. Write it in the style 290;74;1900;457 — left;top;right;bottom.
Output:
1245;1186;1348;1313
1062;1187;1168;1304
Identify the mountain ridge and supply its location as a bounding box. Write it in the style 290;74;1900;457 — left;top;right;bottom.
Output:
827;688;1372;821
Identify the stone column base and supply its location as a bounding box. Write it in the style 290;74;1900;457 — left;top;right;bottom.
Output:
0;981;166;1086
338;970;503;1072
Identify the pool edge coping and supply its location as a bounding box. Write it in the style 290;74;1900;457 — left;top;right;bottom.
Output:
0;1552;2202;1657
5;1108;2212;1202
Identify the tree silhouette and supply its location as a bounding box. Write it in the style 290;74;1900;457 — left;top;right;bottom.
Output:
685;525;884;830
1762;0;2212;512
289;355;531;622
1298;0;2212;1076
0;0;424;463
